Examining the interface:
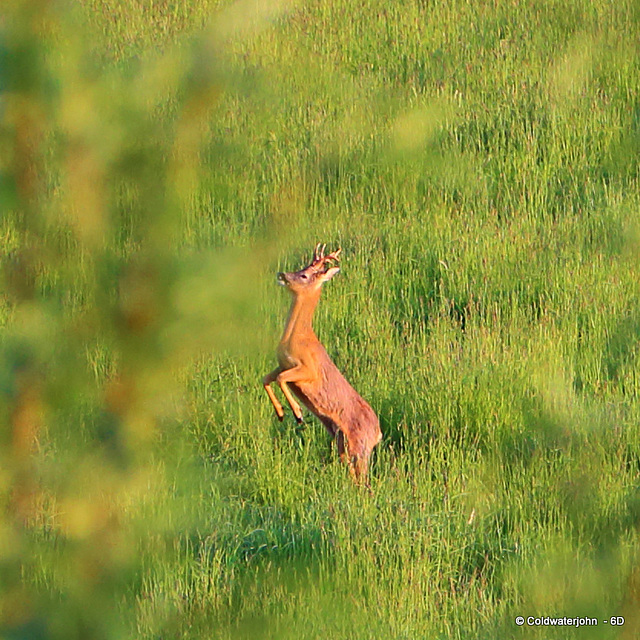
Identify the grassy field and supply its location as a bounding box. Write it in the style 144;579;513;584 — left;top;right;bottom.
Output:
2;0;640;638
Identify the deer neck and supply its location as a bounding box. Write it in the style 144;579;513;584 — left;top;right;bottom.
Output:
281;290;321;344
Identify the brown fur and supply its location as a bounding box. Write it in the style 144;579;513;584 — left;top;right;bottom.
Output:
262;245;382;485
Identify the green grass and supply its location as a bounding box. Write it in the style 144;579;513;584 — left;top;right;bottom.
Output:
2;0;640;638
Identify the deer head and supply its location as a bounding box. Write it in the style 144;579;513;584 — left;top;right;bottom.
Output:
277;243;341;294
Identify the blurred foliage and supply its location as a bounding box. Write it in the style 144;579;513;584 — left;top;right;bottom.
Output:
0;1;276;638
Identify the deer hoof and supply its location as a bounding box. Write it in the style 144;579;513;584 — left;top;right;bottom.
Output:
295;416;304;425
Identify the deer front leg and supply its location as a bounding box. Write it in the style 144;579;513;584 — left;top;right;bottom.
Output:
262;368;284;421
276;366;309;424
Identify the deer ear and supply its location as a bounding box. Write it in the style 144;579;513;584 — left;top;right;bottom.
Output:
320;266;340;283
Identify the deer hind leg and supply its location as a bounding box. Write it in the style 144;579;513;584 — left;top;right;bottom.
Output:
352;455;369;487
336;431;372;489
262;368;284;421
336;429;348;465
346;439;372;488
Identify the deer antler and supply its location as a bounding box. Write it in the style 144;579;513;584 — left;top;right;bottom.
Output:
312;243;340;267
324;247;341;263
313;243;326;262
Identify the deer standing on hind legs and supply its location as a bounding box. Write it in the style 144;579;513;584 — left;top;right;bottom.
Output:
262;244;382;486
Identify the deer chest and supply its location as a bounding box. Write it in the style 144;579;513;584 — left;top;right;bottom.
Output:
276;342;298;370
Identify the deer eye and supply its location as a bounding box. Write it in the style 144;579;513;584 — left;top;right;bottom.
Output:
300;274;308;280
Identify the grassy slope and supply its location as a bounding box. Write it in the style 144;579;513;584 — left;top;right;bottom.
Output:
4;0;640;638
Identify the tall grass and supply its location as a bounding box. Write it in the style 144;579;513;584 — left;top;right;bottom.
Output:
1;0;640;638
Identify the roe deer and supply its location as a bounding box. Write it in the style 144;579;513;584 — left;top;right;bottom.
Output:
263;244;382;484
